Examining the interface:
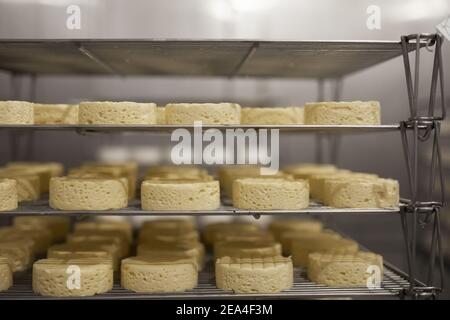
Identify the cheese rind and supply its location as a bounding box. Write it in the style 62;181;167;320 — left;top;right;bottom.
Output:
0;227;52;255
0;101;33;124
79;101;156;124
0;240;35;272
141;180;220;210
165;103;241;124
156;107;165;124
291;237;359;268
203;223;261;246
305;101;381;125
279;229;341;255
32;258;113;297
49;176;128;210
283;163;337;180
13;216;70;243
34;104;78;124
215;256;293;293
232;178;309;210
308;252;383;287
0;257;13;292
214;240;282;259
74;221;133;243
121;256;198;293
268;219;323;242
241;106;304;124
323;178;399;208
0;170;40;202
6;162;64;193
0;179;18;211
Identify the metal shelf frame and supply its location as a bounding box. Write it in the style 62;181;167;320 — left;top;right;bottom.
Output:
0;33;446;299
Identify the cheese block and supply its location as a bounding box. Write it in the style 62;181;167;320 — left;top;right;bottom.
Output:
121;256;198;293
139;228;200;244
304;101;381;125
0;257;13;292
79;101;157;124
0;240;35;272
74;221;133;243
13;216;70;243
6;162;64;193
49;176;128;210
156;106;165;124
67;234;128;258
33;258;113;297
309;171;377;201
34;103;78;124
323;178;399;208
214;240;282;259
291;237;359;268
141;180;220;210
216;256;293;293
232;178;309;210
71;229;130;254
282;163;338;180
308;252;383;287
219;165;290;197
279;230;341;255
0;170;40;201
165;103;241;125
0;101;33;124
211;229;274;244
268;219;323;241
0;227;52;255
0;179;18;211
241;106;304;124
203;222;261;246
48;243;120;270
137;241;205;270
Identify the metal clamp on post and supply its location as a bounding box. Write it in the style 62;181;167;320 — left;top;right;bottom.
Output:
399;33;446;298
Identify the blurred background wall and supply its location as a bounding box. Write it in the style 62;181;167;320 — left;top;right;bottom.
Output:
0;0;449;295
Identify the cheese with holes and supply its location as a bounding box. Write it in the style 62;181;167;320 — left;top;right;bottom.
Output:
34;104;78;124
232;178;309;210
268;219;323;242
6;162;64;193
13;216;70;243
0;101;33;124
141;180;220;210
165;103;241;124
49;176;128;210
0;170;40;202
323;178;399;208
308;252;383;287
0;179;18;211
304;101;381;125
156;107;165;124
79;101;156;124
33;258;113;297
0;240;35;271
121;256;198;293
216;256;293;293
241;106;304;124
0;257;13;292
291;237;359;268
214;240;282;259
203;223;261;246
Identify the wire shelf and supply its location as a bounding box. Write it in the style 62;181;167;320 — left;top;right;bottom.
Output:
0;262;411;300
0;200;401;217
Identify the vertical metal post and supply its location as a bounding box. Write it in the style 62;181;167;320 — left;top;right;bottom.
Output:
315;79;324;163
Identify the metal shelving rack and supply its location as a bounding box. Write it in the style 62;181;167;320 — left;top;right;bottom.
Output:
0;34;446;299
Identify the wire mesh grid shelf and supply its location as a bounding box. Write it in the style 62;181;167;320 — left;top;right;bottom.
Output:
0;262;411;300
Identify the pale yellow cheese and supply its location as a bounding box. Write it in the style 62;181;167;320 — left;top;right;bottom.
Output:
156;106;165;124
203;222;261;246
141;180;220;210
304;101;381;125
49;176;128;210
13;216;70;243
241;106;304;124
232;178;309;210
0;257;13;292
0;101;33;124
32;258;113;297
0;170;40;202
0;240;35;272
268;219;323;242
279;229;341;255
0;179;18;211
165;103;241;125
6;162;64;193
214;240;282;259
79;101;156;124
74;221;133;243
121;256;198;293
215;256;293;293
34;103;78;124
0;227;52;255
282;163;337;180
308;252;383;287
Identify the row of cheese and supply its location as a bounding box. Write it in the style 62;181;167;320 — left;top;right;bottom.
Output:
0;217;383;295
0;100;381;125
